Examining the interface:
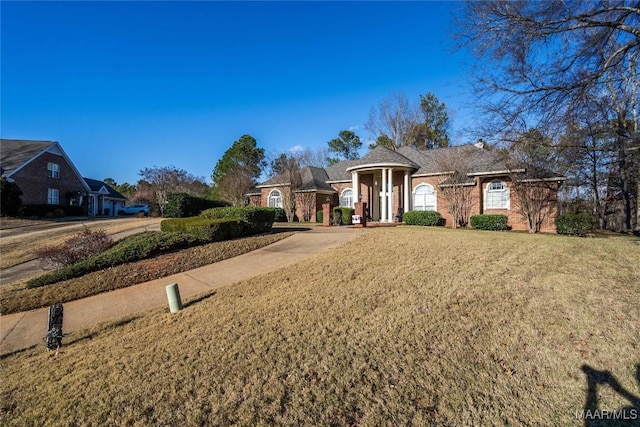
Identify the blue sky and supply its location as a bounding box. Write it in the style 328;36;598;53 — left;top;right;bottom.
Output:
2;1;474;185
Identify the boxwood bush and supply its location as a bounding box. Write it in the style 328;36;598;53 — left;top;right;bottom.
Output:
470;214;509;231
556;213;597;236
272;208;287;222
402;210;442;226
333;207;355;225
164;193;230;218
199;206;276;235
316;210;323;223
26;231;207;288
161;217;244;241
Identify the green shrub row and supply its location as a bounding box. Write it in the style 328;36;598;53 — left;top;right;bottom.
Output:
161;217;244;241
333;207;355;225
556;213;597;236
163;193;230;218
20;204;83;218
402;210;442;226
470;214;509;230
199;206;276;235
26;232;207;288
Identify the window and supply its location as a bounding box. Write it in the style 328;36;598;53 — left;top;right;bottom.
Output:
268;189;283;208
47;162;60;178
48;188;59;204
413;184;437;211
485;181;510;209
340;188;353;208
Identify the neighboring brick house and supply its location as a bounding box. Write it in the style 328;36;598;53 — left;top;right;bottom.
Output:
1;139;91;213
83;177;127;217
0;139;126;216
252;142;564;232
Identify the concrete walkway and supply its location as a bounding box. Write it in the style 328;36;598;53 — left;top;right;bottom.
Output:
0;226;363;356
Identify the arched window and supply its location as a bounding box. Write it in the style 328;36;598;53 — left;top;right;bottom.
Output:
484;181;510;209
340;188;353;207
268;189;283;208
413;184;436;211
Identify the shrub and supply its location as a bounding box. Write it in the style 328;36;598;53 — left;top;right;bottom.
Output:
163;193;230;218
199;206;276;235
556;213;597;236
36;229;114;268
332;207;355;225
0;177;23;217
316;210;323;223
470;214;509;231
402;210;442;226
21;204;83;218
27;231;207;288
161;217;244;241
272;208;287;222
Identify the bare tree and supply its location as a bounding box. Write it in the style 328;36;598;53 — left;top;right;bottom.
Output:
432;147;476;228
270;153;302;222
501;130;564;233
296;190;316;222
366;93;420;150
458;1;640;231
139;165;206;216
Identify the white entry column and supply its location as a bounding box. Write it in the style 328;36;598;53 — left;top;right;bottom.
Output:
381;168;387;222
404;170;410;212
351;172;359;208
387;168;394;221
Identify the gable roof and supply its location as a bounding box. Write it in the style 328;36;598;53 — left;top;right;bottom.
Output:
0;139;91;191
1;139;58;177
258;166;336;193
83;178;127;200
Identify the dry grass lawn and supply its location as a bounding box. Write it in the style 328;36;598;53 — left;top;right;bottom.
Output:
1;227;639;426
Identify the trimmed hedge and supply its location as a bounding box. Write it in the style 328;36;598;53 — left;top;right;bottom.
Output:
163;193;230;218
161;217;244;241
470;214;509;231
402;210;442;226
333;207;355;225
272;208;287;222
21;204;83;218
199;206;276;235
316;210;323;223
556;213;597;236
26;231;207;288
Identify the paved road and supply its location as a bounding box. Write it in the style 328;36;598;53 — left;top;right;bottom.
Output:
0;225;363;356
0;218;162;285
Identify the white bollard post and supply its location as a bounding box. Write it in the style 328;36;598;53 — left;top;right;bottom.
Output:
165;283;183;313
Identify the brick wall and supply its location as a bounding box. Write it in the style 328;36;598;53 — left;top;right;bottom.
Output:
12;152;87;207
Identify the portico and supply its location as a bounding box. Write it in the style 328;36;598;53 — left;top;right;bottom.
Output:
347;164;414;223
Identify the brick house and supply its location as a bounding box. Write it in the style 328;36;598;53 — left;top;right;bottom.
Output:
83;177;127;217
1;139;126;216
250;142;564;232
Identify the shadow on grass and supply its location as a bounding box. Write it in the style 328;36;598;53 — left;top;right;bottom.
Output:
581;364;640;426
182;291;217;309
0;344;39;360
64;315;143;347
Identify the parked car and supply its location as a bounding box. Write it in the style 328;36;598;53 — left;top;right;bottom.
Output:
118;204;149;216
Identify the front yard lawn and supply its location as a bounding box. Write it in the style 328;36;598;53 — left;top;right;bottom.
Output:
2;227;638;425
